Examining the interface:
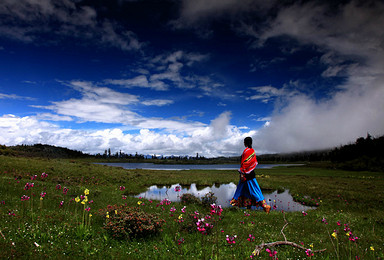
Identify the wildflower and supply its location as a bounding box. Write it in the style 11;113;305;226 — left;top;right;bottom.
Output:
85;207;91;212
106;212;110;218
305;249;314;257
337;221;341;226
62;187;68;195
31;175;37;180
332;232;337;238
174;185;181;192
178;214;183;220
115;210;118;215
122;195;127;199
370;246;375;251
119;186;125;191
178;237;185;245
266;248;277;258
181;206;186;213
40;192;46;198
56;184;61;190
226;235;237;245
84;189;89;195
24;182;34;190
321;218;328;224
21;195;30;201
247;234;255;242
137;201;142;205
170;206;176;213
41;172;48;179
60;201;64;207
89;213;92;217
310;243;314;248
302;211;308;216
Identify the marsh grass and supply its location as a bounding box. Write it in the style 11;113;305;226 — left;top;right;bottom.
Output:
0;155;383;259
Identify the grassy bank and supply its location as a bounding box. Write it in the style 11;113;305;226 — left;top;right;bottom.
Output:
0;155;383;259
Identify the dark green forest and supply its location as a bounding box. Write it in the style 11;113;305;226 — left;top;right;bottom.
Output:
1;134;383;171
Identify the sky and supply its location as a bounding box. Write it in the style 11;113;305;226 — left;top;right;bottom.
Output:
0;0;383;157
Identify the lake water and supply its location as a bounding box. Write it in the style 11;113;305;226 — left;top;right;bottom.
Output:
96;162;301;170
135;183;315;212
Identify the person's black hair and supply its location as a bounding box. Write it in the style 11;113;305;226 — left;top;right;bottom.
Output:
244;137;252;148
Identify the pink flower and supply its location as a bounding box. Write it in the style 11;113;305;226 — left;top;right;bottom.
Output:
247;234;255;242
62;187;68;195
85;207;91;211
59;201;64;207
21;195;30;201
31;175;37;180
177;237;185;245
41;172;48;179
305;249;314;257
226;235;237;245
119;186;125;191
24;182;34;190
266;248;277;258
40;192;46;198
302;211;308;216
56;184;61;190
181;206;186;213
170;206;176;213
174;185;181;192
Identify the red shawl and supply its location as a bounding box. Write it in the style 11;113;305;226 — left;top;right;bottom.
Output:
240;147;258;173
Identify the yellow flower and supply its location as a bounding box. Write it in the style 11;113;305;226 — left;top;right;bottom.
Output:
106;212;109;218
84;189;89;195
178;214;183;220
75;197;80;203
310;243;313;248
40;197;43;201
346;232;351;237
81;200;86;205
89;214;93;217
115;210;118;215
370;246;374;251
332;232;337;238
137;201;142;205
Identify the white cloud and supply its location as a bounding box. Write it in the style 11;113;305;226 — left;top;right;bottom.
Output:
251;0;384;153
0;112;254;157
0;93;35;101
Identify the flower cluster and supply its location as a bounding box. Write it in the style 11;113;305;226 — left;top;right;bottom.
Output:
305;249;314;257
210;203;223;216
196;218;213;235
226;234;237;245
24;182;34;190
62;187;69;195
119;186;125;191
21;195;30;201
174;185;181;192
247;234;255;242
266;248;277;258
41;172;48;179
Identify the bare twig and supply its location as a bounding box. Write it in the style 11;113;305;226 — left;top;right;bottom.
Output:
0;230;6;240
252;241;327;256
252;213;326;256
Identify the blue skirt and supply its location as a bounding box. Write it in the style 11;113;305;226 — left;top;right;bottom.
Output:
230;177;265;208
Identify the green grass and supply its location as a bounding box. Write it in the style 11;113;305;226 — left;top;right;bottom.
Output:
0;155;383;259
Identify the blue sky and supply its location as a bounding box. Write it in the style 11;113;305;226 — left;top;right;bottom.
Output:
0;0;383;157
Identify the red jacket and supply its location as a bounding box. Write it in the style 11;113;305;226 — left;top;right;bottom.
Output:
240;147;258;173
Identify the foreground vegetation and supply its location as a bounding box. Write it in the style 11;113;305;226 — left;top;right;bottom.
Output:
0;155;383;259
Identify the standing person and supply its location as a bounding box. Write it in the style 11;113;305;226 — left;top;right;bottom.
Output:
230;137;271;213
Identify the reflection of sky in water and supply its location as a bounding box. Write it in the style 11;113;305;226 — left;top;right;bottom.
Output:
135;183;315;212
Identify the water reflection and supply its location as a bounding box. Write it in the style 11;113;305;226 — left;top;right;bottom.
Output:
135;183;315;212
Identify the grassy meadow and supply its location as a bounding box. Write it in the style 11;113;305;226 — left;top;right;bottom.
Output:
0;155;383;259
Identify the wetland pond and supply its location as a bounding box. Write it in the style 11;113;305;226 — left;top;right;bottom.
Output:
96;162;303;170
135;183;316;212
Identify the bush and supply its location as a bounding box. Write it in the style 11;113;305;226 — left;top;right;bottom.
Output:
99;205;165;240
180;193;201;205
201;192;217;207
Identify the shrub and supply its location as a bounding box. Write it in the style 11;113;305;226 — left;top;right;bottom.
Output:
99;205;165;240
180;193;201;205
201;192;217;207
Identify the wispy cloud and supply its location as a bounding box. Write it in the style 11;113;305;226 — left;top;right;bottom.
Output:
0;0;143;51
0;93;35;101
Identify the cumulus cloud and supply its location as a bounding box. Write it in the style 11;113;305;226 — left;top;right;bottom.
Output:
0;112;253;157
251;0;384;153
